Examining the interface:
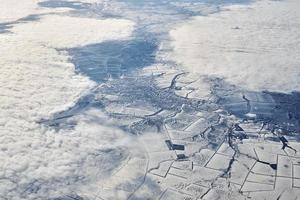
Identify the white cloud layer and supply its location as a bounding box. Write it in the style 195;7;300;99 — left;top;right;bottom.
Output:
168;0;300;93
0;12;135;199
11;15;134;48
0;0;39;23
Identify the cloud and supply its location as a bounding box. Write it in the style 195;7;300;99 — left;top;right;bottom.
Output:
0;109;141;199
168;0;300;93
11;15;134;48
0;0;39;23
0;11;135;199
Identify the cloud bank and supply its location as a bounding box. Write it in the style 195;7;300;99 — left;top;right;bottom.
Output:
0;0;39;23
0;9;136;199
168;0;300;93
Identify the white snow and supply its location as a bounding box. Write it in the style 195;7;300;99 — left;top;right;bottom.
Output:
168;0;300;93
2;0;300;199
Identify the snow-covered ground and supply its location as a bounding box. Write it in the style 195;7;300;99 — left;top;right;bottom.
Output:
0;0;300;199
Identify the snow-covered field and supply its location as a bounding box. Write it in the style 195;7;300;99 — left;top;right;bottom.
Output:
0;0;299;199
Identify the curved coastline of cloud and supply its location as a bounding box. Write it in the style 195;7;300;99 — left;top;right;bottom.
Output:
168;0;300;93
